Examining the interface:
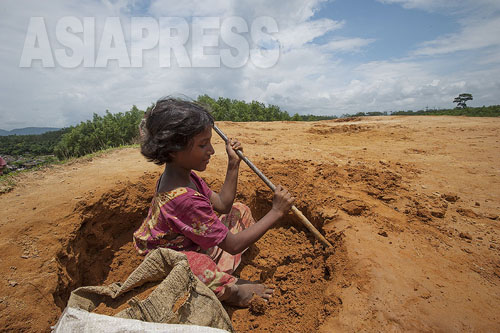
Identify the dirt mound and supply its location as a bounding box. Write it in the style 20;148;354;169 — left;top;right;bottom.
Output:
307;124;371;135
229;227;346;332
333;117;362;122
47;157;394;332
48;162;351;332
52;176;154;309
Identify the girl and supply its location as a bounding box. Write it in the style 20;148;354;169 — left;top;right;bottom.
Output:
133;97;295;307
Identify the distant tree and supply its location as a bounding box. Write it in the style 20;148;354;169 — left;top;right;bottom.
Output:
453;93;473;109
53;106;144;159
195;95;337;122
0;128;71;157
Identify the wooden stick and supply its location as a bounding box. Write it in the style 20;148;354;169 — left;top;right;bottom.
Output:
213;124;333;248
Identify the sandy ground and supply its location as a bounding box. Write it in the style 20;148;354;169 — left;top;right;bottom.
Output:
0;116;499;332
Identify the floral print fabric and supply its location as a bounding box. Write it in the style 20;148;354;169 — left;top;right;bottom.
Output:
133;171;228;254
183;203;256;297
133;172;257;298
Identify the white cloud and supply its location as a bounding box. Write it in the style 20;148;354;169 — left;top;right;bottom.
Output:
148;0;234;17
413;17;500;56
377;0;500;56
0;0;499;130
322;37;376;53
277;19;344;50
377;0;456;11
377;0;500;13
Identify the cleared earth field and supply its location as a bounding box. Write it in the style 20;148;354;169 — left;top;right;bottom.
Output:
0;116;499;332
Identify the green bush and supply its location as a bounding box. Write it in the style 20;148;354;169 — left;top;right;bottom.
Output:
53;106;144;159
9;98;498;164
390;105;500;117
0;128;71;156
196;95;336;122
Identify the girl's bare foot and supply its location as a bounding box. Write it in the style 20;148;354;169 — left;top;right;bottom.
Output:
221;279;274;307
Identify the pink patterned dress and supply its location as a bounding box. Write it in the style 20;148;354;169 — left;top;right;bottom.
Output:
133;171;255;298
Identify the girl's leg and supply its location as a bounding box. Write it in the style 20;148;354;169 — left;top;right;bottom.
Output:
182;251;236;300
183;250;274;307
207;203;256;274
192;204;274;306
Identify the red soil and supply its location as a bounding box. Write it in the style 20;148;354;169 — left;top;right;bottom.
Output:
1;116;499;332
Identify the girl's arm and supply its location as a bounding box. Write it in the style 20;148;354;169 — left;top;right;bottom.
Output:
210;138;242;214
217;185;294;255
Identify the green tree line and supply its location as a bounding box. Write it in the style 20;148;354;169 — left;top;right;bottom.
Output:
0;128;71;156
197;95;337;122
2;99;499;162
389;105;500;117
53;106;145;159
341;105;500;118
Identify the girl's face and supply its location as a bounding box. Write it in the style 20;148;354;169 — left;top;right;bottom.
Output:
172;126;215;171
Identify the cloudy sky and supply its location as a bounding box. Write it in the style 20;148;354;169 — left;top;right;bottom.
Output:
1;0;499;130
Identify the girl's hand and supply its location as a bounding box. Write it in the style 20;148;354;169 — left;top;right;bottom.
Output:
271;185;295;216
226;138;243;164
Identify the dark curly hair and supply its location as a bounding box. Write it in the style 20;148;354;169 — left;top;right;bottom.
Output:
140;97;214;165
